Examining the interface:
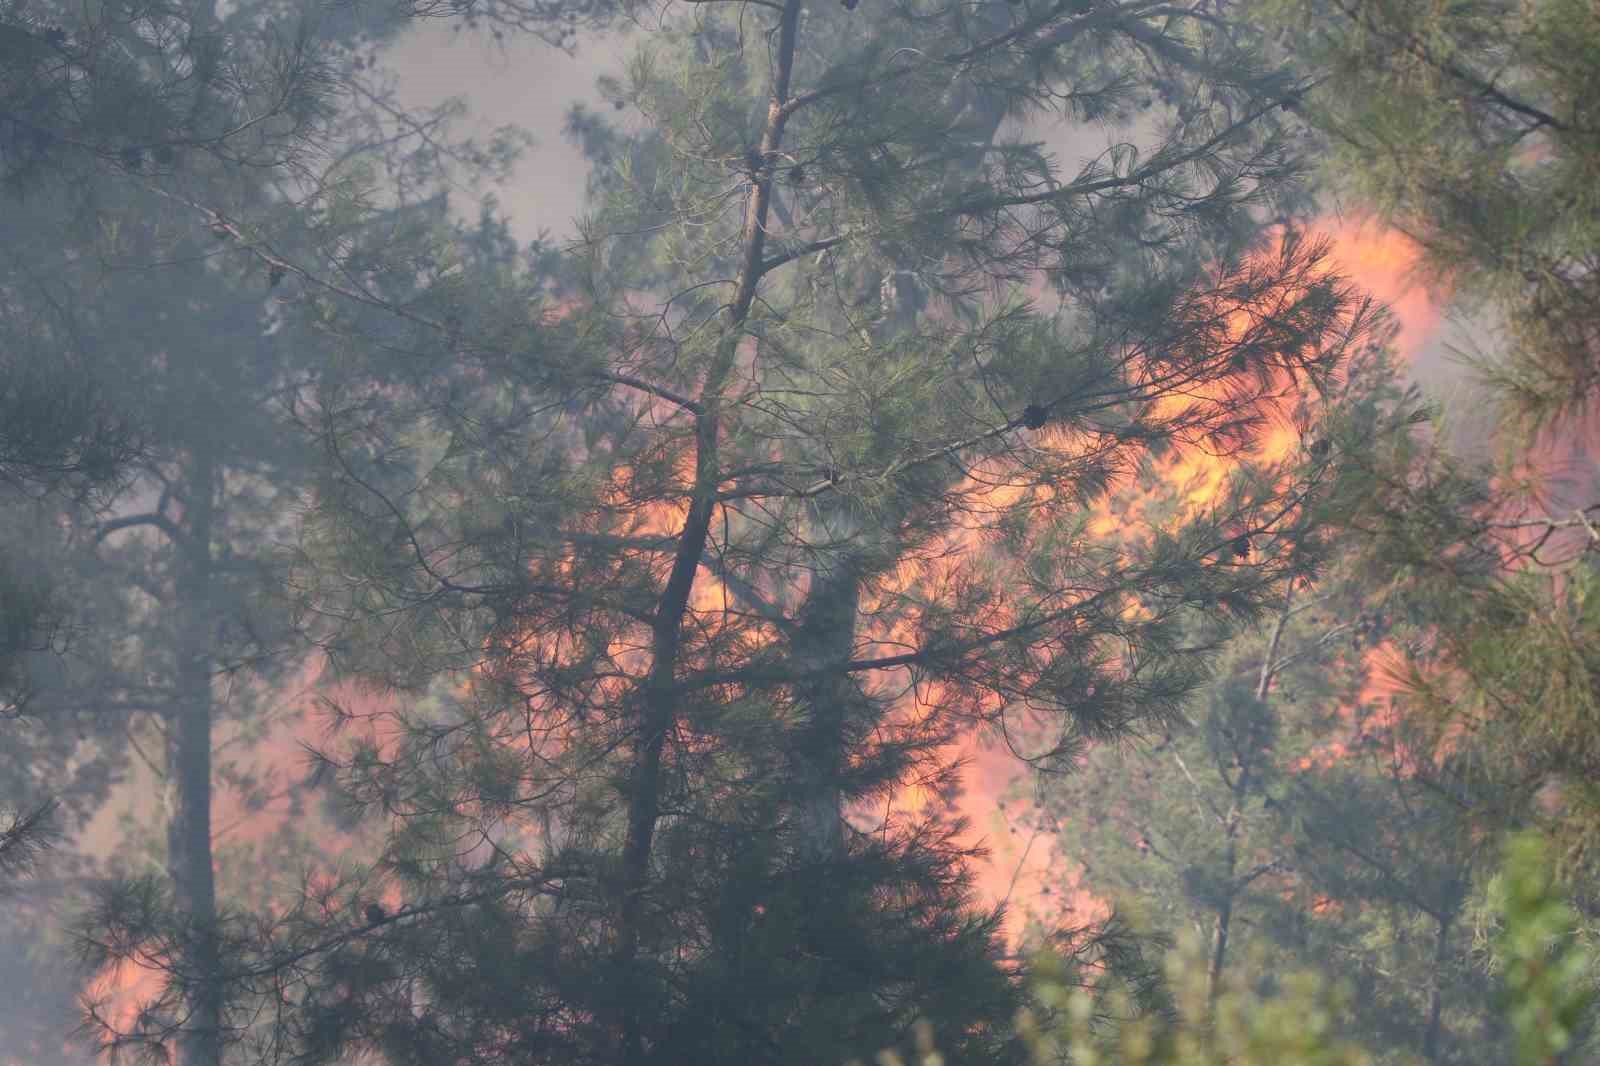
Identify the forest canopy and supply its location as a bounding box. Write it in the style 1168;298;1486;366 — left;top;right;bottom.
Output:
1;0;1598;1065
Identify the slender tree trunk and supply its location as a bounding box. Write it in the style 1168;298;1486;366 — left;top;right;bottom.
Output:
781;270;898;867
1207;881;1233;1002
783;4;1010;865
612;374;724;1066
612;8;803;1061
1422;915;1451;1062
169;445;220;1066
170;2;225;1054
791;554;863;862
1209;585;1295;1004
1255;585;1294;704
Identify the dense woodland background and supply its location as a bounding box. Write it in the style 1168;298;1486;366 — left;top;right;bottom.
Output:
2;0;1599;1063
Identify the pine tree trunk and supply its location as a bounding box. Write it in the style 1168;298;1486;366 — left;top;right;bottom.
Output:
792;554;863;862
783;42;1011;865
1207;841;1236;1002
170;5;225;1056
1422;914;1451;1061
169;445;220;1066
1209;588;1293;1003
612;5;803;1055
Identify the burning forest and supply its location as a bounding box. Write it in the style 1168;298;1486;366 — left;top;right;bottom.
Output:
2;0;1599;1065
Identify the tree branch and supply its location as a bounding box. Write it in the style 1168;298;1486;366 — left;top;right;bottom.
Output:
96;513;186;545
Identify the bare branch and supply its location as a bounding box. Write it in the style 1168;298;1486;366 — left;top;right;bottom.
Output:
96;512;186;545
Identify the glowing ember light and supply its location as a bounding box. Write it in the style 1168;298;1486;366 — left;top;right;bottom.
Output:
1324;222;1442;360
83;957;167;1055
132;218;1449;986
944;220;1444;944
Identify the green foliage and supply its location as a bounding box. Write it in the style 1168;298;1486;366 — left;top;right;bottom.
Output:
1257;0;1600;437
1018;929;1373;1066
7;0;1531;1065
265;0;1383;1060
1492;833;1597;1066
1242;13;1600;1053
0;556;63;717
1014;337;1556;1064
0;799;58;888
881;831;1592;1066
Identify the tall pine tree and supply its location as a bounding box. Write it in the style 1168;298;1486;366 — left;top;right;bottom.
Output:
87;0;1382;1062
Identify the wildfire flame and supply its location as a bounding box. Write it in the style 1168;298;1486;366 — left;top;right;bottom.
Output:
64;221;1447;1059
955;219;1444;946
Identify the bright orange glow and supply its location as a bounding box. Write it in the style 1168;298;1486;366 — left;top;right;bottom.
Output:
955;220;1445;942
161;217;1451;983
862;227;1385;947
1294;640;1414;772
1324;222;1442;360
84;957;166;1054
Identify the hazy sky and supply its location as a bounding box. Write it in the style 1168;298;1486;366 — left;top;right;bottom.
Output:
378;15;1478;445
385;20;633;243
378;13;1126;244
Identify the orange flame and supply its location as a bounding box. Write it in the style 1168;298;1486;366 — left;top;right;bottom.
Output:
172;219;1452;981
83;957;166;1055
1323;222;1442;359
943;220;1445;944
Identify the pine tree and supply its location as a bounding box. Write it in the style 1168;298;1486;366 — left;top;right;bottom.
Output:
1022;339;1543;1062
899;830;1596;1066
1017;344;1375;987
0;9;539;1066
1248;0;1600;1050
0;0;351;921
230;2;1388;1064
0;0;617;1060
1257;0;1600;438
1275;712;1499;1064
